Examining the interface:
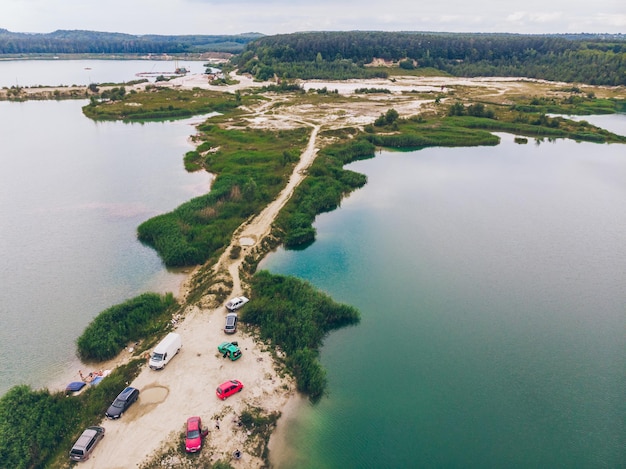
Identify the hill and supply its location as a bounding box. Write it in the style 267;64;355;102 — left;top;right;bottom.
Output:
234;31;626;85
0;29;263;54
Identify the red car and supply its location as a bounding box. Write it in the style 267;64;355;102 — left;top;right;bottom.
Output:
185;416;208;453
216;379;244;400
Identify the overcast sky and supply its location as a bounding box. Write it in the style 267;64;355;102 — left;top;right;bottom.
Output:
2;0;625;36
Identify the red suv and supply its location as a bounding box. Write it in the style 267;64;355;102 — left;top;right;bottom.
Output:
185;416;208;453
216;379;243;400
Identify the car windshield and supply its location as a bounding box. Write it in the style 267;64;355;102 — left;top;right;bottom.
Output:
112;399;125;408
187;429;200;439
152;353;163;361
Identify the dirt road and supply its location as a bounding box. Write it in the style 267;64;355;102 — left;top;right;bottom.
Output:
81;122;321;469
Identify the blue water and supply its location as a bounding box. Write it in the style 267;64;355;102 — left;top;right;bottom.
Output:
264;132;626;468
0;99;211;394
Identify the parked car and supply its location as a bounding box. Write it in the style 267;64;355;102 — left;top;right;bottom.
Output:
185;416;209;453
105;386;139;419
224;312;238;334
216;380;244;400
69;426;105;461
225;296;249;311
218;341;242;361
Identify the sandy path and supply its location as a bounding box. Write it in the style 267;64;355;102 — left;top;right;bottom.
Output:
81;122;321;469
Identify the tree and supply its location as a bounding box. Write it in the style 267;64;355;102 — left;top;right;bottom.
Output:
385;108;399;124
399;59;415;70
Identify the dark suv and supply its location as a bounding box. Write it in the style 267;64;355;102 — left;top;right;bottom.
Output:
69;426;105;461
105;386;139;419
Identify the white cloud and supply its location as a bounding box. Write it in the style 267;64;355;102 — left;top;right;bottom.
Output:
0;0;624;35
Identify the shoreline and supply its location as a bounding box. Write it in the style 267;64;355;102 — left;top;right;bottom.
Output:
13;72;626;467
66;107;323;468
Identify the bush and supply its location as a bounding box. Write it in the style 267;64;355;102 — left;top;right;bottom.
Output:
76;293;178;361
242;271;360;400
0;386;79;469
275;138;372;249
0;361;142;469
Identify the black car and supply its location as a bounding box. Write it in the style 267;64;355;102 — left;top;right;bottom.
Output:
105;386;139;419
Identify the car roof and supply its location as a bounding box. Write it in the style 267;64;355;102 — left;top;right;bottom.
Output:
73;428;99;448
219;380;239;388
79;428;98;439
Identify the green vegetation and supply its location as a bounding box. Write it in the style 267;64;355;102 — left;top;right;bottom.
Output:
0;29;262;54
274;134;373;248
138;119;309;267
354;87;391;94
76;293;178;361
242;271;360;400
82;87;239;121
0;360;142;469
236;48;388;80
511;95;626;115
365;108;626;151
366;115;502;148
235;31;626;85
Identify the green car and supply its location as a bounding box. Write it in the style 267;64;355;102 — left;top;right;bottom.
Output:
217;342;242;361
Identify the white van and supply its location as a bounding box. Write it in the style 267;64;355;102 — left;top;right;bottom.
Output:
149;332;182;370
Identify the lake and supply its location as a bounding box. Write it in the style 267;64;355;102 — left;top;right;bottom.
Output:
1;59;624;467
264;129;626;468
0;58;208;88
0;97;212;395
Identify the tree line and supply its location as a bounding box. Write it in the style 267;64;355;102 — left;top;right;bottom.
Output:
233;31;626;85
0;29;262;54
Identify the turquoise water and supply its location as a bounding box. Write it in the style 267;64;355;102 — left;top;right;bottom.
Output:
264;133;626;468
0;99;211;394
1;59;624;466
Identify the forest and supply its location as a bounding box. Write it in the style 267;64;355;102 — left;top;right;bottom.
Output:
0;28;262;54
234;31;626;85
3;29;624;85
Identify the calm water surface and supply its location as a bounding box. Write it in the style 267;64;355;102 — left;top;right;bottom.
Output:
0;99;211;394
1;60;624;466
265;131;626;468
0;59;208;87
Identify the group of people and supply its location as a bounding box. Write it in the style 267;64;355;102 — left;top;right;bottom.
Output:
78;369;104;383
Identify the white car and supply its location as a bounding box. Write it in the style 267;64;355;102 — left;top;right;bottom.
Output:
225;296;249;311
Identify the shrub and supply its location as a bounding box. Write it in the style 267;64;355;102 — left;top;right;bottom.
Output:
76;293;178;361
242;271;360;400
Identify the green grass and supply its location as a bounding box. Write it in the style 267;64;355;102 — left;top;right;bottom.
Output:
242;271;360;400
76;293;178;361
274;136;373;249
138;121;310;267
511;96;626;116
82;87;240;121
